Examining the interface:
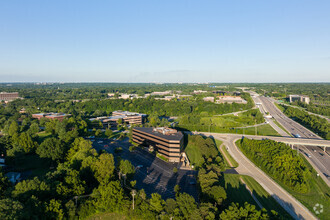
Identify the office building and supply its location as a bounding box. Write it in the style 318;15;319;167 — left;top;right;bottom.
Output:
216;96;247;104
289;95;310;104
32;113;71;121
0;92;19;101
132;127;183;162
91;110;146;128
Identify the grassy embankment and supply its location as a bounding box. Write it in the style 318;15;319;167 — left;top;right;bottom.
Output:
272;120;292;136
220;145;238;168
236;140;330;219
185;135;291;218
222;173;292;219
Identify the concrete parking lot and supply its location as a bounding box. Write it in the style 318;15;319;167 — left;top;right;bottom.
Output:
91;137;198;201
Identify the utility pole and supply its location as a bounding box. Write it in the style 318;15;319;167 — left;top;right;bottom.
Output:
255;119;257;136
131;190;136;210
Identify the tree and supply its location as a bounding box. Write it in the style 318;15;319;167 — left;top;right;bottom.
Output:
45;120;57;135
95;129;102;137
219;202;269;220
93;181;126;213
176;193;198;219
105;129;113;138
165;198;177;216
27;122;39;136
119;160;135;179
0;198;24;220
149;193;165;213
13;132;38;154
93;153;115;183
0;171;10;198
174;184;181;196
45;199;64;220
210;185;226;205
36;138;65;161
8;121;19;136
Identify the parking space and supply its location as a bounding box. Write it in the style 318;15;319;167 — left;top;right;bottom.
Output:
91;137;198;200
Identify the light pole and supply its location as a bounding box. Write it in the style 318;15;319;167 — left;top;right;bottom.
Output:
131;190;136;210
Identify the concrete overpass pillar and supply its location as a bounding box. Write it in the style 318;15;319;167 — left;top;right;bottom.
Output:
324;146;326;152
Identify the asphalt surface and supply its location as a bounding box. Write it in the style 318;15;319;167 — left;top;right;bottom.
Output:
259;96;320;139
202;132;317;220
255;96;330;184
92;137;198;201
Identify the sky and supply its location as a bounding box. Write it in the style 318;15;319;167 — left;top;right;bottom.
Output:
0;0;329;83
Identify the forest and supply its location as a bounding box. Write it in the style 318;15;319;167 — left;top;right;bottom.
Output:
237;138;310;193
0;118;277;219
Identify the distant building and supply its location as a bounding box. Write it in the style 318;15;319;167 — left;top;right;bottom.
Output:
151;91;172;96
119;94;131;99
32;113;71;121
213;90;228;95
90;110;146;128
288;95;310;104
193;90;207;94
132;127;183;162
203;97;215;102
107;93;115;97
0;92;19;101
216;96;247;104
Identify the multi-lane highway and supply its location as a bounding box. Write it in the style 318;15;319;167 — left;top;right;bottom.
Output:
259;96;321;139
246;91;330;183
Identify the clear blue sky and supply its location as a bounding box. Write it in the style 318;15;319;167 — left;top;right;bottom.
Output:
0;0;329;83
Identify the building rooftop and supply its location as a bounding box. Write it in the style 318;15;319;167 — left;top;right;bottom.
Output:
133;127;183;141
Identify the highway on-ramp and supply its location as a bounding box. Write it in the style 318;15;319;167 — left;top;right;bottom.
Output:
201;132;318;220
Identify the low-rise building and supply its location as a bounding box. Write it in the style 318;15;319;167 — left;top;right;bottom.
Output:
216;96;247;104
193;90;207;94
0;92;19;101
151;91;172;96
91;111;146;128
32;113;71;121
288;95;310;104
132;127;183;162
203;97;215;102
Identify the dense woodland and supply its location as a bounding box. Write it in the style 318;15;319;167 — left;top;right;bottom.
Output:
238;139;310;193
0;119;277;219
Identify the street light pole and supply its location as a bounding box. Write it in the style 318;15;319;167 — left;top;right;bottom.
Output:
131;190;136;210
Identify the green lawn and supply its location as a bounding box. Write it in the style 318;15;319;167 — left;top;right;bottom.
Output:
221;174;292;219
241;175;292;219
221;173;258;207
220;145;238;168
239;124;280;136
237;140;330;219
184;141;204;168
200;109;264;128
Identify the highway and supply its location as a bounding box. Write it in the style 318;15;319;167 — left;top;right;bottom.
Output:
200;132;318;220
249;91;290;137
259;96;320;139
247;92;330;184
